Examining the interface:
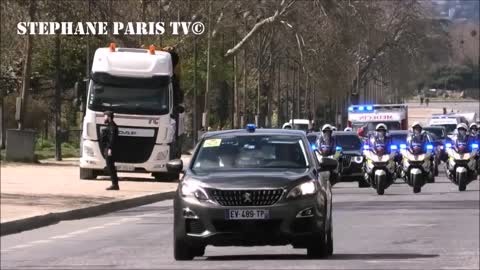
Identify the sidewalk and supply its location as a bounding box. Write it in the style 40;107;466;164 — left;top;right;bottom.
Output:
0;155;190;234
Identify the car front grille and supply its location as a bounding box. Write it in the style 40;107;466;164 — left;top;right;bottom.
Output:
209;189;284;206
213;220;281;233
342;155;352;167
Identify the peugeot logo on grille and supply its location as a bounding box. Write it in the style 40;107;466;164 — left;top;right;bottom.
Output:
243;192;252;203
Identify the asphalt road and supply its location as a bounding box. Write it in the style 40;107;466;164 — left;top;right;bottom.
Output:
2;171;479;270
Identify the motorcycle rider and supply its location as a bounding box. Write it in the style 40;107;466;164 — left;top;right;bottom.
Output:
317;124;337;156
469;123;479;142
368;123;390;147
407;122;431;148
453;123;475;151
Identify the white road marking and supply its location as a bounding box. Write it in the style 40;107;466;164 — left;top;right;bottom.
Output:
9;244;34;249
402;223;437;227
29;239;53;244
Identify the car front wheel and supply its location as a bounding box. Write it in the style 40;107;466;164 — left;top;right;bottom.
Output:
174;238;195;261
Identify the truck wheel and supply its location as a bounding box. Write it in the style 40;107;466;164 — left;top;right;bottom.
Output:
80;168;97;180
153;172;180;182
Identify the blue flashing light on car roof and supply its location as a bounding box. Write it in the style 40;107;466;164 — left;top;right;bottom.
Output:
390;145;398;150
426;144;434;150
400;144;407;149
246;124;256;132
472;143;479;149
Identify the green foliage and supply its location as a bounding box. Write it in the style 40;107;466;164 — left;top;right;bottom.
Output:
427;62;479;90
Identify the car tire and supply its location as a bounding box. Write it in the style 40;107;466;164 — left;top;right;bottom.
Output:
307;237;329;258
174;239;195;261
153;172;179;182
80;168;98;180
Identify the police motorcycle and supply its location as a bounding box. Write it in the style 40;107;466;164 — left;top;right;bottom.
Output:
469;123;480;180
362;125;397;195
316;124;342;185
400;123;435;194
444;123;479;191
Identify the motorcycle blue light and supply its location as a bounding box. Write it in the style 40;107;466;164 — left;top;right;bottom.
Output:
311;144;317;150
426;144;433;150
445;143;452;148
399;144;407;149
390;145;398;150
363;144;370;150
246;124;256;132
472;143;479;149
336;146;342;151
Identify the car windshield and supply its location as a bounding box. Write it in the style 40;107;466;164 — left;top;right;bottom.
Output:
192;135;309;171
88;73;170;115
424;127;445;139
390;134;408;145
334;135;361;151
432;124;456;134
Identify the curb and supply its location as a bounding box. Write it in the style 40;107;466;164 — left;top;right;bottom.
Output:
0;191;175;236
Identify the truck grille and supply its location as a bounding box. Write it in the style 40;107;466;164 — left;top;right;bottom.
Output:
97;126;157;164
209;189;284;206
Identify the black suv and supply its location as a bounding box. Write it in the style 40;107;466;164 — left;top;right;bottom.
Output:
173;126;336;260
332;131;368;187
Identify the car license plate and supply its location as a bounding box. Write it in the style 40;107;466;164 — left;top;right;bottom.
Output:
116;164;135;171
226;209;269;220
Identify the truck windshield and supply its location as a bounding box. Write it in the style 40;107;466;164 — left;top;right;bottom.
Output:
192;135;309;172
88;73;170;115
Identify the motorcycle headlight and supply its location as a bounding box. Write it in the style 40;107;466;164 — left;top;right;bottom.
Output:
287;181;317;199
353;156;364;163
180;181;209;201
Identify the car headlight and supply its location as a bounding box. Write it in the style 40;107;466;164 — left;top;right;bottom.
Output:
352;156;363;163
180;181;209;201
287;181;317;199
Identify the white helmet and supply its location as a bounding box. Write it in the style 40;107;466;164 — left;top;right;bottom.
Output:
332;126;337;131
375;123;388;131
457;123;468;131
321;124;332;132
344;127;352;131
411;122;422;129
469;123;478;129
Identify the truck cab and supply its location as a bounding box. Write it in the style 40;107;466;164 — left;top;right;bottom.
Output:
79;44;184;181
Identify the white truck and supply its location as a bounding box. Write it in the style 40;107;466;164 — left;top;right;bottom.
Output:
282;119;312;132
428;113;469;138
79;43;185;181
347;104;409;134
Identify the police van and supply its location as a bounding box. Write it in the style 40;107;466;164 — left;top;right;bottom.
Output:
428;114;469;138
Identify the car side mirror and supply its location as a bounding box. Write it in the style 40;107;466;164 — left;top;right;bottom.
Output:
318;157;338;172
166;159;183;174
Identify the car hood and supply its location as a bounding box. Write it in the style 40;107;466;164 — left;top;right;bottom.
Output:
186;169;312;189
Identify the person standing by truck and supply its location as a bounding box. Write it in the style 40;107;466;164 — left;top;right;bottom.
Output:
101;111;120;190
